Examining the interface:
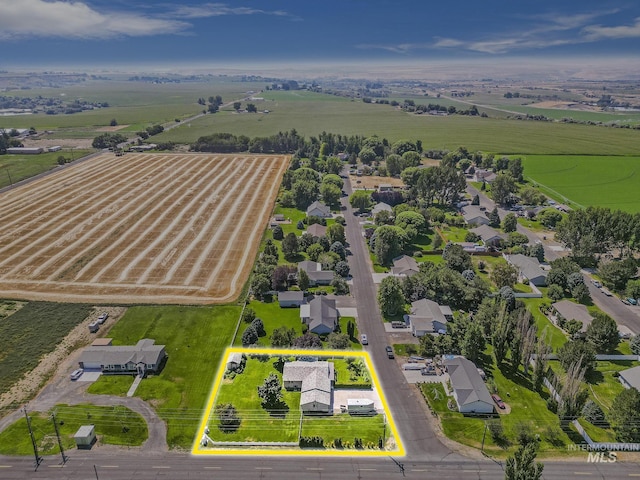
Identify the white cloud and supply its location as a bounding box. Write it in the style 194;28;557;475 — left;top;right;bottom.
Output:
583;17;640;40
170;3;295;20
0;0;189;40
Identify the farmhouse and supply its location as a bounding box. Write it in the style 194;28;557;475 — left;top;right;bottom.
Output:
619;365;640;391
551;300;593;333
306;201;331;218
305;223;327;238
78;339;167;376
444;356;494;414
505;254;548;286
391;255;420;277
461;206;490;226
405;298;452;336
283;360;335;414
473;169;497;183
278;290;305;308
300;296;338;335
298;260;334;286
470;225;505;246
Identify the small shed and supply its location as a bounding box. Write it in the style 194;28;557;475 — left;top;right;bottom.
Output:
91;338;113;347
347;398;375;414
74;425;96;449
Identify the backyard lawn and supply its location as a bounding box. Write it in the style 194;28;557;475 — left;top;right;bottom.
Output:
523;298;567;352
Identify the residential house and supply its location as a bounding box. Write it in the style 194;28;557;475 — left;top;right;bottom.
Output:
78;339;166;376
306;201;332;218
283;360;335;414
377;184;393;192
551;300;593;333
444;357;494;414
305;223;327;238
300;296;338;335
391;255;420;277
461;206;490;226
298;260;334;286
470;225;505;246
405;299;453;336
505;254;548;286
278;290;305;308
619;365;640;391
473;169;497;183
371;202;393;217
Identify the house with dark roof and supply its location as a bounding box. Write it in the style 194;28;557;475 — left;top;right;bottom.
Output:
505;254;548;286
391;255;420;277
305;223;327;238
306;201;332;218
619;365;640;392
78;339;166;376
551;300;593;333
298;260;334;286
444;357;494;414
470;225;505;246
405;299;452;336
278;290;305;308
461;206;490;226
283;360;335;414
300;297;338;335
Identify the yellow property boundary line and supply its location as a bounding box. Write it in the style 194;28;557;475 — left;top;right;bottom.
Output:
191;347;405;457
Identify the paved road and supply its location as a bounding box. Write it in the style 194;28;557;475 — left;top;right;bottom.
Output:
342;172;457;460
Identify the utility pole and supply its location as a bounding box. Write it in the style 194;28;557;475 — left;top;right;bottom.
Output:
389;456;405;477
94;464;99;480
481;421;488;454
24;407;42;471
51;412;68;464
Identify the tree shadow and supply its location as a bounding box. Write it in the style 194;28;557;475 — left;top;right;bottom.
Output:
268;402;290;418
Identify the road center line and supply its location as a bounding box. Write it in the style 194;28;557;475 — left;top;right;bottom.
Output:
100;465;119;468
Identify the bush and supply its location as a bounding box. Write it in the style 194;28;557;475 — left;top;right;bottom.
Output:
546;397;558;413
251;318;265;336
241;326;258;346
272;225;284;240
631;335;640;355
487;419;506;445
582;400;607;427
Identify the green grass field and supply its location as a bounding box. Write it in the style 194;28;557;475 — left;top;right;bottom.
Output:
86;305;240;449
0;404;147;455
522;155;640;212
0;150;92;189
0;302;93;396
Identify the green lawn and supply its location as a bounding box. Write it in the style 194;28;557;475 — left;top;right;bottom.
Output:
87;375;136;396
300;414;388;448
0;302;93;395
333;358;371;387
0;404;147;455
392;343;420;357
524;298;568;352
522;155;640;212
0;150;93;189
585;360;639;412
439;225;469;243
86;305;239;449
208;357;301;443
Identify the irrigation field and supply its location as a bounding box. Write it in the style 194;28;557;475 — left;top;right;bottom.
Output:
0;152;288;304
522;155;640;212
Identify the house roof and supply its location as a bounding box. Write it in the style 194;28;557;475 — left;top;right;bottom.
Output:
470;224;504;243
409;299;450;331
445;357;493;407
506;254;548;281
227;352;243;365
620;365;640;391
462;205;489;222
306;201;330;216
283;361;334;407
298;260;333;283
306;297;337;332
298;260;321;273
278;290;304;302
306;223;327;237
391;255;419;276
552;300;593;325
372;202;393;215
79;339;165;367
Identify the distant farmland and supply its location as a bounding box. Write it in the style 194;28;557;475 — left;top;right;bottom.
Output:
522;155;640;212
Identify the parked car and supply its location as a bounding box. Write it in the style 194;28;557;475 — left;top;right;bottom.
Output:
627;298;637;305
491;394;506;409
70;368;84;381
97;312;109;324
360;334;368;345
385;346;395;359
592;280;602;288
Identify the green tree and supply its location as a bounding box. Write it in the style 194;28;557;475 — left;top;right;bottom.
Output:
326;223;346;244
358;147;377;165
401;150;421;168
461;322;485;363
547;284;565;301
272;225;284;241
585;312;620;353
419;334;438;357
298;268;310;291
349;190;373;212
598;258;637;292
306;243;325;262
488;207;501;228
504;443;544;480
442;243;472;273
233;101;242;111
530;243;545;262
491;173;517;205
292;179;319;210
251;274;271;300
281;233;299;260
626;279;640;300
331;275;349;295
377;276;405;317
241;326;258;346
537;208;563;228
391;139;417;156
490;260;518;288
322;173;344;189
257;373;284;409
215;403;241;432
373;225;406;265
502;213;518;233
558;340;596;373
320;182;341;207
246;103;257;113
327;332;350;349
293;332;323;349
385;154;403;176
631;335;640;355
271;326;296;347
609;388;640;442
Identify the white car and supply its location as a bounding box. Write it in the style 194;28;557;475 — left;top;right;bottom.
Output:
70;368;84;380
592;280;602;288
360;334;368;345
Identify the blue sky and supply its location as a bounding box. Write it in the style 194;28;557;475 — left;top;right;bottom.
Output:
1;0;639;68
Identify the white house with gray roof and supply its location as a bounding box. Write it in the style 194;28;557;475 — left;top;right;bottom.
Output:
406;299;452;336
298;260;334;286
619;365;640;392
391;255;420;277
78;339;166;376
300;296;338;335
444;356;494;414
461;206;490;226
505;254;548;286
552;300;593;333
306;201;332;218
470;224;505;246
283;360;335;413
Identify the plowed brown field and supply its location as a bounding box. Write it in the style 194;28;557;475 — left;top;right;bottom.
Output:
0;153;289;304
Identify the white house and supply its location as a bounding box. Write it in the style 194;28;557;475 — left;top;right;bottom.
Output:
505;254;548;286
461;206;490;226
278;290;305;308
283;361;335;414
619;365;640;391
391;255;420;277
445;357;494;414
300;296;338;335
306;201;332;218
78;339;166;376
406;299;452;336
